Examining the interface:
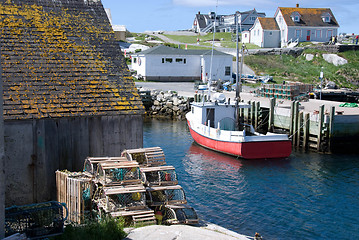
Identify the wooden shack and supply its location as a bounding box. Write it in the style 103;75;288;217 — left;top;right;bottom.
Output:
1;0;145;206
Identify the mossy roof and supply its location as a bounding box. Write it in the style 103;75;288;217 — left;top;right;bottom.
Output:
0;0;144;120
258;18;279;30
278;7;339;27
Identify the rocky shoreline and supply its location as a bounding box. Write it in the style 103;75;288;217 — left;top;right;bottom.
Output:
142;89;192;120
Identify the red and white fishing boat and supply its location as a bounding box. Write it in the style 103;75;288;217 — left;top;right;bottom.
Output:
186;99;292;159
186;9;291;159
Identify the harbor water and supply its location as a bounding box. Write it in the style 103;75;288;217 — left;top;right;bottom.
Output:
143;119;359;240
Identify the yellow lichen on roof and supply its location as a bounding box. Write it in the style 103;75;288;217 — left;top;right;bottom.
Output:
1;1;144;120
258;17;279;30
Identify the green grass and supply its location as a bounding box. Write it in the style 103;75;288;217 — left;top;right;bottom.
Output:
164;32;233;44
244;49;359;89
52;218;127;240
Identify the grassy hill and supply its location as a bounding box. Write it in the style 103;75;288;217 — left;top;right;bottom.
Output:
244;49;359;90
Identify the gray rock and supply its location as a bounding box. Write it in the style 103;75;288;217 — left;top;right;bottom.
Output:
305;54;314;61
322;54;348;66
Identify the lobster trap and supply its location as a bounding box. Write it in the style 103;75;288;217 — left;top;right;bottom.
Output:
56;171;92;223
141;165;178;186
122;147;166;166
146;185;187;207
5;201;68;239
83;157;128;177
96;161;142;186
158;204;199;225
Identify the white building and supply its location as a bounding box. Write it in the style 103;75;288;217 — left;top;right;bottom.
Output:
131;45;233;82
192;9;266;33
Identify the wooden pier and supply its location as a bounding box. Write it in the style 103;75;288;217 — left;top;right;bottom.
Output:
240;97;359;153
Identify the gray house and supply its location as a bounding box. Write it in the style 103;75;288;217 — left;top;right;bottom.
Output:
248;5;339;48
275;5;339;47
192;9;266;33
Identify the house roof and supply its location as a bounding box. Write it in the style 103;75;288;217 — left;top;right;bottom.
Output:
278;7;339;27
0;1;144;120
195;14;207;29
133;45;231;57
258;17;280;30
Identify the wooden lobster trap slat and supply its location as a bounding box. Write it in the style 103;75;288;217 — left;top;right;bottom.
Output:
140;165;178;186
121;147;166;166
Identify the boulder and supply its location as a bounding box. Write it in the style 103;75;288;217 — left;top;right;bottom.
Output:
305;54;314;61
322;54;348;66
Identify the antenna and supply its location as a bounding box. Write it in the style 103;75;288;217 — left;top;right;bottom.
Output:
208;0;218;102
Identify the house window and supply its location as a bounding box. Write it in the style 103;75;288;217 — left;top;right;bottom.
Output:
162;58;164;63
165;58;173;63
295;29;301;38
225;66;231;76
294;16;300;22
184;59;186;64
175;58;183;63
269;31;273;35
316;30;321;38
327;30;333;38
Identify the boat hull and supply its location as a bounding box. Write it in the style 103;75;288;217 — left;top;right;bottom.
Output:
187;120;292;159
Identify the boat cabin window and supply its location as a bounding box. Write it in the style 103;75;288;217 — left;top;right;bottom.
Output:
191;106;194;113
206;108;215;128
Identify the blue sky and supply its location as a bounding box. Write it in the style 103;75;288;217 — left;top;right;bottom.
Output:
101;0;358;34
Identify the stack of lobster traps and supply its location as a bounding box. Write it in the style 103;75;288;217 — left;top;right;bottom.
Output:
122;147;199;225
56;147;198;226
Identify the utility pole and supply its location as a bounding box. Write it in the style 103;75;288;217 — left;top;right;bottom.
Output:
320;67;324;100
0;43;5;239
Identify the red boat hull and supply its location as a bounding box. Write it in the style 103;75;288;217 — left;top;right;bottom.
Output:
187;121;292;159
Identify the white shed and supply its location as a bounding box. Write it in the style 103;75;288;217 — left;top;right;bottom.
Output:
250;18;280;48
131;45;233;82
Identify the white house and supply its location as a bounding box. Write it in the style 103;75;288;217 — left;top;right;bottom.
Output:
275;5;339;47
248;5;339;48
131;45;233;82
249;18;280;48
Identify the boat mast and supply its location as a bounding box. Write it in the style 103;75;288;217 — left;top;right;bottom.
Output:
208;0;218;102
236;12;239;100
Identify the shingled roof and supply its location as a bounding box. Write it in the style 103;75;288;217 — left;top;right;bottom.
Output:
258;18;279;30
135;45;231;56
0;0;144;120
278;7;339;27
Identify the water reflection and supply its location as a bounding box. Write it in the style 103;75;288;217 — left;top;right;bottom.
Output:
143;119;359;240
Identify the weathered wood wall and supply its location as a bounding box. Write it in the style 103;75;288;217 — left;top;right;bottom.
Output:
4;115;143;206
0;50;4;238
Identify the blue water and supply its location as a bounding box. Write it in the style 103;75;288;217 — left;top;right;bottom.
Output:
143;119;359;240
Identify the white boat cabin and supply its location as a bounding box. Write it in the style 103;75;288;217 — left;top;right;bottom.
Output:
190;101;250;131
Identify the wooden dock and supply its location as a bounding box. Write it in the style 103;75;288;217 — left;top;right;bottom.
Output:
238;93;359;153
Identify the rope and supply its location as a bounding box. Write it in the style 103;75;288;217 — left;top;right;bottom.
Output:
288;113;311;139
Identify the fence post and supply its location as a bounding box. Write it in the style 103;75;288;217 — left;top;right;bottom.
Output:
317;105;325;152
268;98;275;132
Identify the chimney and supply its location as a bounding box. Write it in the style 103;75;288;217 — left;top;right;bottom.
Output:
198;11;200;15
296;3;299;8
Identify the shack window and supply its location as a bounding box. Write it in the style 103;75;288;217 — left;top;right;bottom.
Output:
176;58;183;63
225;66;230;76
184;59;187;64
165;58;173;63
162;58;164;63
